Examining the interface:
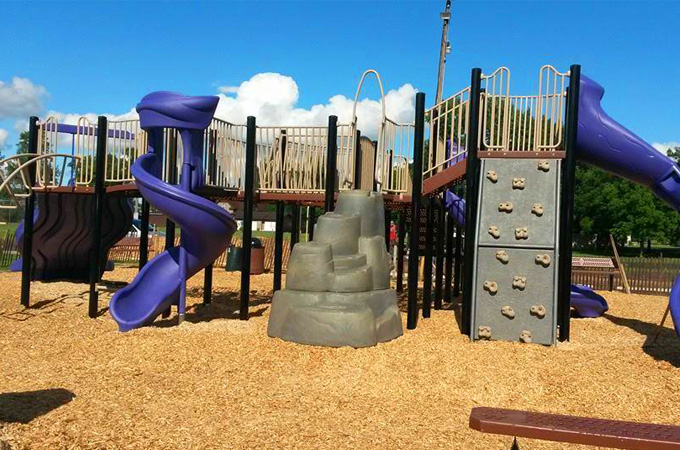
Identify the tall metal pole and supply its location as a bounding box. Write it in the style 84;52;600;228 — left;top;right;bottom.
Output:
435;0;452;104
407;92;426;330
353;130;362;189
20;116;39;308
240;116;257;320
558;64;582;342
139;199;150;269
88;116;108;318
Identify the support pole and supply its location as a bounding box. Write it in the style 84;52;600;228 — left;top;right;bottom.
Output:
558;64;581;342
139;199;150;269
203;264;213;304
240;116;257;320
88;115;108;318
407;92;426;329
384;207;391;250
461;68;483;336
291;204;300;249
453;222;463;297
396;210;406;293
423;199;434;318
20;116;38;308
353;130;362;189
307;206;316;241
162;129;178;318
273;201;285;292
325;115;338;212
434;197;445;309
372;140;379;192
444;215;454;304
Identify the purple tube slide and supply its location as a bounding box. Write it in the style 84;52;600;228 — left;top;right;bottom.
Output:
443;191;608;318
109;92;237;332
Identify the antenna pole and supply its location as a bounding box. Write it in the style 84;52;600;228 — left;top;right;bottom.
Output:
435;0;452;104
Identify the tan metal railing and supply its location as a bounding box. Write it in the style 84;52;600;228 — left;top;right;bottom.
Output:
480;65;568;152
105;119;146;184
425;86;471;178
379;119;413;194
0;153;81;207
254;124;355;193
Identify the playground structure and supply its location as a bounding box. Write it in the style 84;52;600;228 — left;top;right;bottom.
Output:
9;64;680;345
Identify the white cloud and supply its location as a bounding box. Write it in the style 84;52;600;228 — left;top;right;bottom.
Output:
653;141;680;153
0;129;8;150
0;77;48;119
214;72;417;138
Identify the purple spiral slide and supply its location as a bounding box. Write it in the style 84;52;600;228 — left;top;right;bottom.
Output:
109;92;237;332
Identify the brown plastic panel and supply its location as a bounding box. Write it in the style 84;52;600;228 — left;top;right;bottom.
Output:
469;407;680;450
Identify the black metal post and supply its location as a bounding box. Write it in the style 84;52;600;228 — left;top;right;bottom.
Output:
444;215;454;304
88;115;108;318
407;92;426;330
460;68;483;335
434;197;445;309
291;204;300;249
139;199;150;269
203;263;213;304
384;208;391;250
325;115;338;212
162;129;178;319
240;116;257;320
372;140;379;192
558;64;581;342
354;130;362;189
453;223;463;297
422;199;435;318
20;116;38;308
307;206;316;240
396;210;406;293
273;201;285;292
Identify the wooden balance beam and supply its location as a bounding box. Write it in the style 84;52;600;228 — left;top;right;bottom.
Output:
469;407;680;449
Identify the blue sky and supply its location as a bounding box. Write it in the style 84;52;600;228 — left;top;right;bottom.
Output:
0;0;678;152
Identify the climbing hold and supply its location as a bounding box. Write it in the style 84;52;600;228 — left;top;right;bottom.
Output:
538;160;550;172
495;250;509;264
512;276;527;290
483;280;498;295
515;227;528;240
498;202;513;213
519;330;532;343
535;254;551;267
486;170;498;182
488;226;500;239
478;326;492;340
531;203;544;216
530;305;546;319
501;306;515;319
512;177;526;189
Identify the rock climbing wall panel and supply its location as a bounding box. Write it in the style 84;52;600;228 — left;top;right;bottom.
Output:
471;159;561;345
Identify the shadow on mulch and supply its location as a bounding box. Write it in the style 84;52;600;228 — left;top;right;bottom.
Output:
151;287;272;328
0;388;75;424
395;287;462;328
604;313;680;367
0;292;88;322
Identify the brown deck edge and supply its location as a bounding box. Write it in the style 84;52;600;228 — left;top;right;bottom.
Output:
469;407;680;450
423;162;466;196
478;150;566;159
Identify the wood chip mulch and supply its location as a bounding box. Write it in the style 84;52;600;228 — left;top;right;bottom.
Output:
1;268;679;449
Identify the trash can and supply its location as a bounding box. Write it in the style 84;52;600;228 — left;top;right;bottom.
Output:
225;237;266;274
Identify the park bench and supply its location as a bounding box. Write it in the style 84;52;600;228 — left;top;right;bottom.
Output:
469;407;680;449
